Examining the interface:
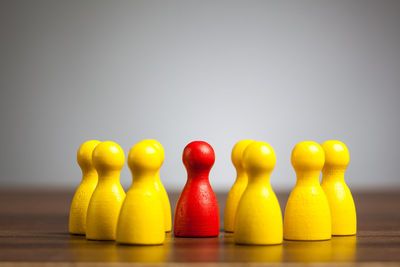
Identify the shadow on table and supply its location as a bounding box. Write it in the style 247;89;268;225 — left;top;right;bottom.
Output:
68;232;356;263
221;232;356;263
68;234;169;262
283;235;356;262
221;232;282;262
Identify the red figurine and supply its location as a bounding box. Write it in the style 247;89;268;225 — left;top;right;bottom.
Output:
174;141;220;237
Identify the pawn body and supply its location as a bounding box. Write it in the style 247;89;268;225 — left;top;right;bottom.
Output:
155;174;171;232
234;141;283;245
151;140;172;232
116;140;165;245
284;141;331;241
86;141;126;240
69;140;101;235
224;140;254;233
321;140;356;236
174;141;219;237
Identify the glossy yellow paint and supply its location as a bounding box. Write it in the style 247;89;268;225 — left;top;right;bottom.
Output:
149;139;172;232
284;141;331;241
321;140;356;236
224;140;254;233
234;141;283;245
86;141;126;241
116;140;165;245
69;140;101;235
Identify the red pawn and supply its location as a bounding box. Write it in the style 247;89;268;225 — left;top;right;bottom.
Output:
174;141;220;237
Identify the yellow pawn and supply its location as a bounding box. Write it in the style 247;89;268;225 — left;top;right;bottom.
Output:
321;140;356;236
284;141;331;241
234;141;283;245
69;140;101;235
86;141;126;240
224;140;254;233
116;140;165;245
150;140;172;232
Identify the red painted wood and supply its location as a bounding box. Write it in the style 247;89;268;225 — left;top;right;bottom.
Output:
173;141;220;237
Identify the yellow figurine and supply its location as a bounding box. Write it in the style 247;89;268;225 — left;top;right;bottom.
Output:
86;141;126;240
116;140;165;245
284;141;331;241
69;140;101;235
321;140;356;236
224;140;254;232
150;140;172;232
234;141;283;245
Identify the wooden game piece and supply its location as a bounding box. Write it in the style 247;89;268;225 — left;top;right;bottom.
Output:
321;140;356;236
284;141;331;241
86;141;126;241
173;141;219;237
149;139;172;232
69;140;101;235
234;141;283;245
116;140;165;245
224;140;254;233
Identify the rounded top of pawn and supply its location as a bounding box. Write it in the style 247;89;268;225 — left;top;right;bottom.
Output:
321;140;349;168
77;140;101;170
128;139;164;172
231;140;254;170
243;141;276;174
183;141;215;172
147;139;164;155
92;141;125;172
291;141;325;171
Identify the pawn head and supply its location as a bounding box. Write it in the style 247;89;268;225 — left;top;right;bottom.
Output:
243;141;276;174
291;141;325;171
128;139;164;173
321;140;349;169
231;140;254;171
77;140;101;171
182;141;215;173
147;139;165;157
92;141;125;173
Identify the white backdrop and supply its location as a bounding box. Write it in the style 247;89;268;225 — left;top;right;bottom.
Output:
1;0;399;191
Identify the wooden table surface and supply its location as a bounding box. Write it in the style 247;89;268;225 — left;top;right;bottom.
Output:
0;190;399;266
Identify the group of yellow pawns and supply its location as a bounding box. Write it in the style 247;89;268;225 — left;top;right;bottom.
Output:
226;140;356;245
69;139;356;245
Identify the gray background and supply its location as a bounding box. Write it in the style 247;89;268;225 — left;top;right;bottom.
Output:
1;0;399;191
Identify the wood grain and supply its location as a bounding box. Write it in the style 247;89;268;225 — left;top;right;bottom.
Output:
0;190;399;266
